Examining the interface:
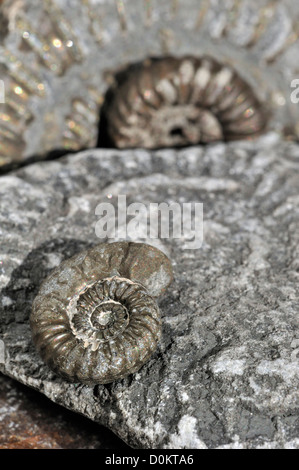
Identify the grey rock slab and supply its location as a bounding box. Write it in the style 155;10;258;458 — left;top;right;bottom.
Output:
0;133;299;448
0;373;129;449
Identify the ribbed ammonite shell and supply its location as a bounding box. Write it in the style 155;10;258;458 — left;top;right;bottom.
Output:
104;56;268;149
30;242;173;385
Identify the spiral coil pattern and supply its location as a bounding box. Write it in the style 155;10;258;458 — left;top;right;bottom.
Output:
32;277;161;384
105;55;268;149
31;242;173;385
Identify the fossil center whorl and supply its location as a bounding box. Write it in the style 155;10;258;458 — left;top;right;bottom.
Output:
70;277;134;348
148;104;223;146
90;301;128;329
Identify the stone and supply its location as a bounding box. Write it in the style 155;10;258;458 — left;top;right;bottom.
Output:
0;134;299;448
0;373;128;449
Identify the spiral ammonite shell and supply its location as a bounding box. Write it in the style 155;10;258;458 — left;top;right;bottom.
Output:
30;242;173;385
104;56;268;149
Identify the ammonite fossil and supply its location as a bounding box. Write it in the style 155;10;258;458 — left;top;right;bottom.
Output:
104;55;268;148
30;242;173;385
1;0;299;165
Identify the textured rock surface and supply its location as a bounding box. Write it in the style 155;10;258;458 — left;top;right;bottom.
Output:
1;0;299;165
0;373;128;449
0;134;299;448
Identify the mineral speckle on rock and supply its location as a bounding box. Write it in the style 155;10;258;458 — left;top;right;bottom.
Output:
0;135;299;448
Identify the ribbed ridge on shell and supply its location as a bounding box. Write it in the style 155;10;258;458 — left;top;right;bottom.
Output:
31;276;161;385
105;55;267;149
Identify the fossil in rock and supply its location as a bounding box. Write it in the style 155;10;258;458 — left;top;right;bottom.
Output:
1;0;299;166
30;242;173;385
104;55;268;148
